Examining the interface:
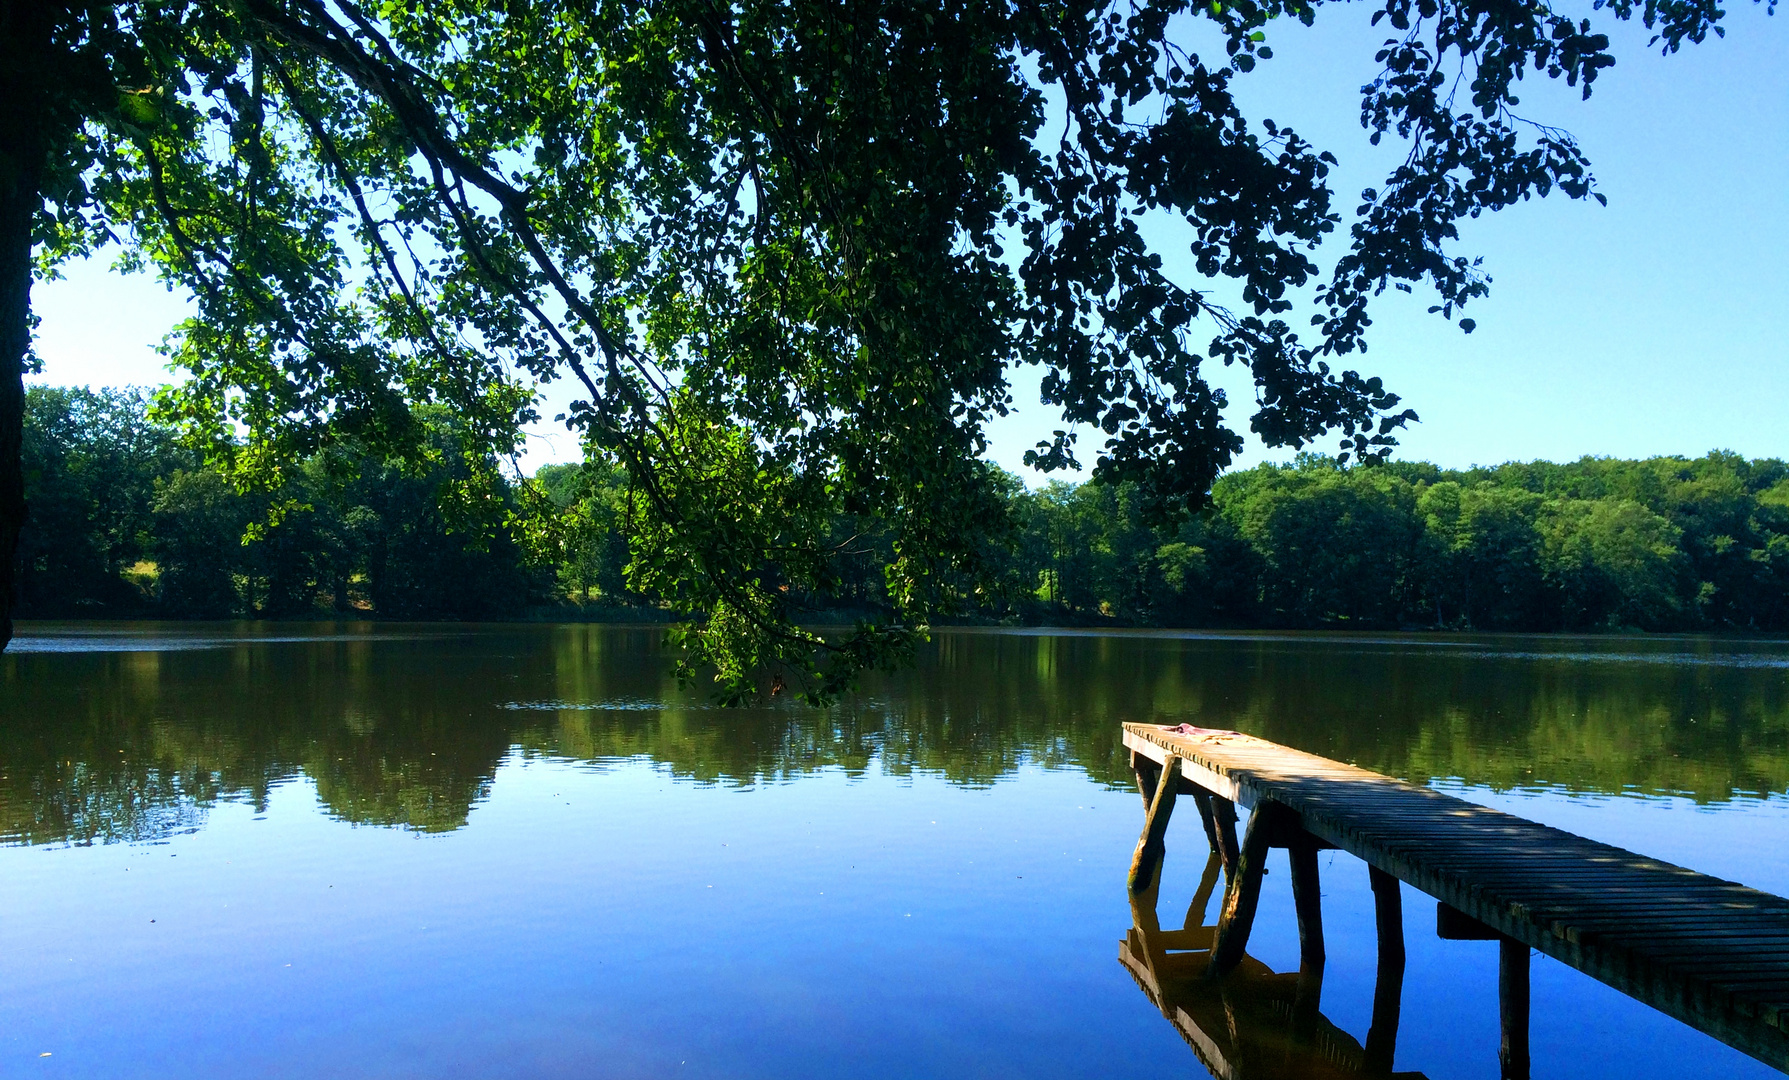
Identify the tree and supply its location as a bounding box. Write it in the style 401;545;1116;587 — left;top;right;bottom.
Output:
1539;497;1685;630
1216;461;1424;626
534;461;634;606
151;466;250;616
19;384;180;614
1;1;1766;696
1417;481;1545;628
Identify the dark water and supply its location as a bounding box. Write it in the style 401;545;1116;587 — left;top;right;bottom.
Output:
2;623;1785;1078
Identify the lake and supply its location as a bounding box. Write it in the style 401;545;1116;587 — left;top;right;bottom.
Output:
3;623;1786;1078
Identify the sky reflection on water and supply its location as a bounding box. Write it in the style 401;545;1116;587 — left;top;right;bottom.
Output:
1;623;1784;1078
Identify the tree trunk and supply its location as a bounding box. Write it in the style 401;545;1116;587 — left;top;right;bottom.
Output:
0;2;54;651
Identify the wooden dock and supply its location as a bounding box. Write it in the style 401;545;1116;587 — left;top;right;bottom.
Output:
1122;722;1789;1076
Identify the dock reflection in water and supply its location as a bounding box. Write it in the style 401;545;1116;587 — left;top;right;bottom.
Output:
1124;852;1428;1079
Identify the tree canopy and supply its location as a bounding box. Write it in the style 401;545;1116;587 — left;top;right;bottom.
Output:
0;0;1769;697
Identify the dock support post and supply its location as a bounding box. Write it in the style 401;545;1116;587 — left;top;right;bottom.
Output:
1288;836;1325;970
1192;790;1221;856
1209;794;1241;878
1206;800;1291;978
1500;938;1531;1080
1131;751;1162;809
1364;865;1406;1073
1128;756;1181;895
1288;830;1326;1037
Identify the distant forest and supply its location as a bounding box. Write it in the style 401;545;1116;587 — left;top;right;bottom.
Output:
21;386;1789;632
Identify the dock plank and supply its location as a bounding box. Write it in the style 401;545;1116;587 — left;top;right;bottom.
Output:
1123;722;1789;1072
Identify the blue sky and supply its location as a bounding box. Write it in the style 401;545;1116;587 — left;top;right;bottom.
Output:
28;6;1787;480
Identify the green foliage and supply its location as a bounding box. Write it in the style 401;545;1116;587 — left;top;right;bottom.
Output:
20;385;555;620
1417;482;1546;629
26;392;1789;636
150;467;247;616
532;460;633;605
1219;464;1424;626
1005;452;1789;632
19;385;184;614
1539;498;1685;630
7;0;1769;691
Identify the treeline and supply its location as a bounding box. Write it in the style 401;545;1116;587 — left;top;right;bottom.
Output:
1005;453;1789;631
20;386;1789;632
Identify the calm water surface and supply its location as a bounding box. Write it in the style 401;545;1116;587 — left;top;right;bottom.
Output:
2;623;1786;1078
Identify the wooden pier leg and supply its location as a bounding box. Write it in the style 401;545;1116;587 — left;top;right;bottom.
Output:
1209;795;1241;878
1192;789;1221;855
1128;756;1182;895
1183;849;1225;930
1364;865;1407;1074
1205;800;1289;978
1288;832;1326;1037
1131;751;1162;809
1288;836;1326;970
1500;938;1531;1080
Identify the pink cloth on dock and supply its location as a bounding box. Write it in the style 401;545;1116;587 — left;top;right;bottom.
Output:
1164;723;1238;737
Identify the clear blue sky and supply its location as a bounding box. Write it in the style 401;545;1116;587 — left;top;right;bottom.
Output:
28;6;1787;480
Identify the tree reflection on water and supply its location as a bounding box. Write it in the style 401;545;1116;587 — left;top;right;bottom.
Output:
2;623;1785;846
